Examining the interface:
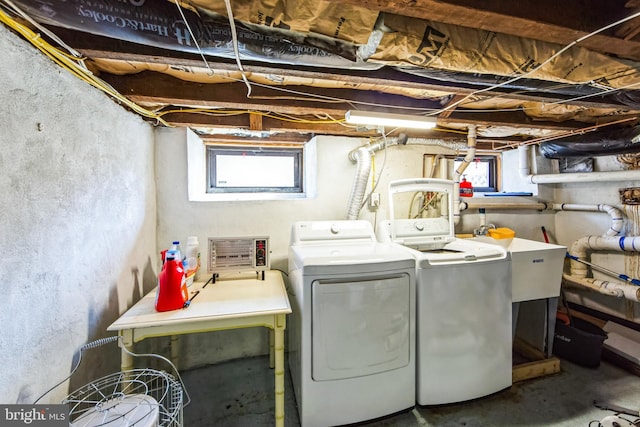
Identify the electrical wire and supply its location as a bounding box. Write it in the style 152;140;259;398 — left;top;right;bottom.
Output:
432;9;640;116
173;0;213;75
33;336;120;404
33;335;191;409
121;343;192;408
0;2;170;126
360;132;390;211
223;0;252;97
6;0;640;130
2;0;82;60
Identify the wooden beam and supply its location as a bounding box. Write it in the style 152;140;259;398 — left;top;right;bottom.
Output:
82;48;634;110
103;71;601;134
249;113;263;131
161;111;380;136
199;133;313;146
100;71;444;116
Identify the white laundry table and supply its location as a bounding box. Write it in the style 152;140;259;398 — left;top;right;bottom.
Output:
108;270;291;427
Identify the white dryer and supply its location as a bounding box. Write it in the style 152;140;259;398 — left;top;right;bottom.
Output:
377;178;512;406
288;220;416;427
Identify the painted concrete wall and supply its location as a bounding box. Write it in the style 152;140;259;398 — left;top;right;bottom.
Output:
0;25;157;403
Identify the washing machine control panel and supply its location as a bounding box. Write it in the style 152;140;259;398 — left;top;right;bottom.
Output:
394;218;451;238
292;220;377;243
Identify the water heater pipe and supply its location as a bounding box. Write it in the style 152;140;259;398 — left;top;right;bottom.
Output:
518;145;640;183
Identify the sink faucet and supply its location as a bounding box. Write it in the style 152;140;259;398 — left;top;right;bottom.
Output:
474;224;496;236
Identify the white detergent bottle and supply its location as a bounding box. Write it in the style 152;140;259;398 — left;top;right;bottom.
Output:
185;236;200;276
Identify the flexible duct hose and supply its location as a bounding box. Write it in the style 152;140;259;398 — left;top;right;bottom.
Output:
346;146;374;220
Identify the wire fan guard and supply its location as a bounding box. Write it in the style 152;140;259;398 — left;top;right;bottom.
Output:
64;368;183;427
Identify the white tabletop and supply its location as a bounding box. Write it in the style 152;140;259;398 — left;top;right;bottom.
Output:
108;270;291;331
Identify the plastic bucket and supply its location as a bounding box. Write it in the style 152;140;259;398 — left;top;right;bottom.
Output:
553;317;607;368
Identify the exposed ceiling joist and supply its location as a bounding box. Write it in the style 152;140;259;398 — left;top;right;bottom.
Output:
8;0;640;151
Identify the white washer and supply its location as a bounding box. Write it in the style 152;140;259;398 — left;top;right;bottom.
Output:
377;178;512;406
288;220;416;427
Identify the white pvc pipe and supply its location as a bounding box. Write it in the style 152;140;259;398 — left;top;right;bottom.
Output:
563;273;640;300
551;204;624;236
566;235;640;301
453;125;476;224
460;201;548;210
531;170;640;184
518;144;640;183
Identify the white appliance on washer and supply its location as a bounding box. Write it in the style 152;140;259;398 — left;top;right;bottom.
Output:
288;220;416;427
377;178;512;406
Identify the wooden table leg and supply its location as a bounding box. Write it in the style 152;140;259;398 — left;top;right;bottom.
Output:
120;329;135;372
274;313;286;427
269;328;275;369
171;335;180;371
119;330;135;394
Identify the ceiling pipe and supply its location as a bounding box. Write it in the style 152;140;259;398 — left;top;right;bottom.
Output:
518;145;640;183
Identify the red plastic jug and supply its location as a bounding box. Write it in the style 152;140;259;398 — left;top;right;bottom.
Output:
460;176;473;197
155;258;189;312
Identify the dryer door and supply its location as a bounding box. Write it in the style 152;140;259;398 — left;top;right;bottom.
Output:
311;273;411;381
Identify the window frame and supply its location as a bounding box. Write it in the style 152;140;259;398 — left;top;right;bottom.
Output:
187;129;317;202
451;154;500;193
206;146;303;194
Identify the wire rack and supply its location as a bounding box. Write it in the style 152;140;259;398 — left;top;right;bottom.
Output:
35;336;189;427
63;368;184;426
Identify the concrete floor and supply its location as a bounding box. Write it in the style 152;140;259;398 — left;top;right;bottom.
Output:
181;355;640;427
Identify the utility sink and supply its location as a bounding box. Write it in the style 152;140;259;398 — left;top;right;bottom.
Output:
509;237;566;302
474;236;566;301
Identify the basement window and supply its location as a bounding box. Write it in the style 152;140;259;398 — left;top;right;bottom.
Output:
207;146;302;193
453;155;499;193
187;129;317;201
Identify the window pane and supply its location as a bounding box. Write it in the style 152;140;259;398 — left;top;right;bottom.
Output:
455;160;489;188
217;154;295;187
453;156;497;192
207;146;303;193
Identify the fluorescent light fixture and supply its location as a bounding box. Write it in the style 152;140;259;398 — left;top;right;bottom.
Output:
345;110;437;130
